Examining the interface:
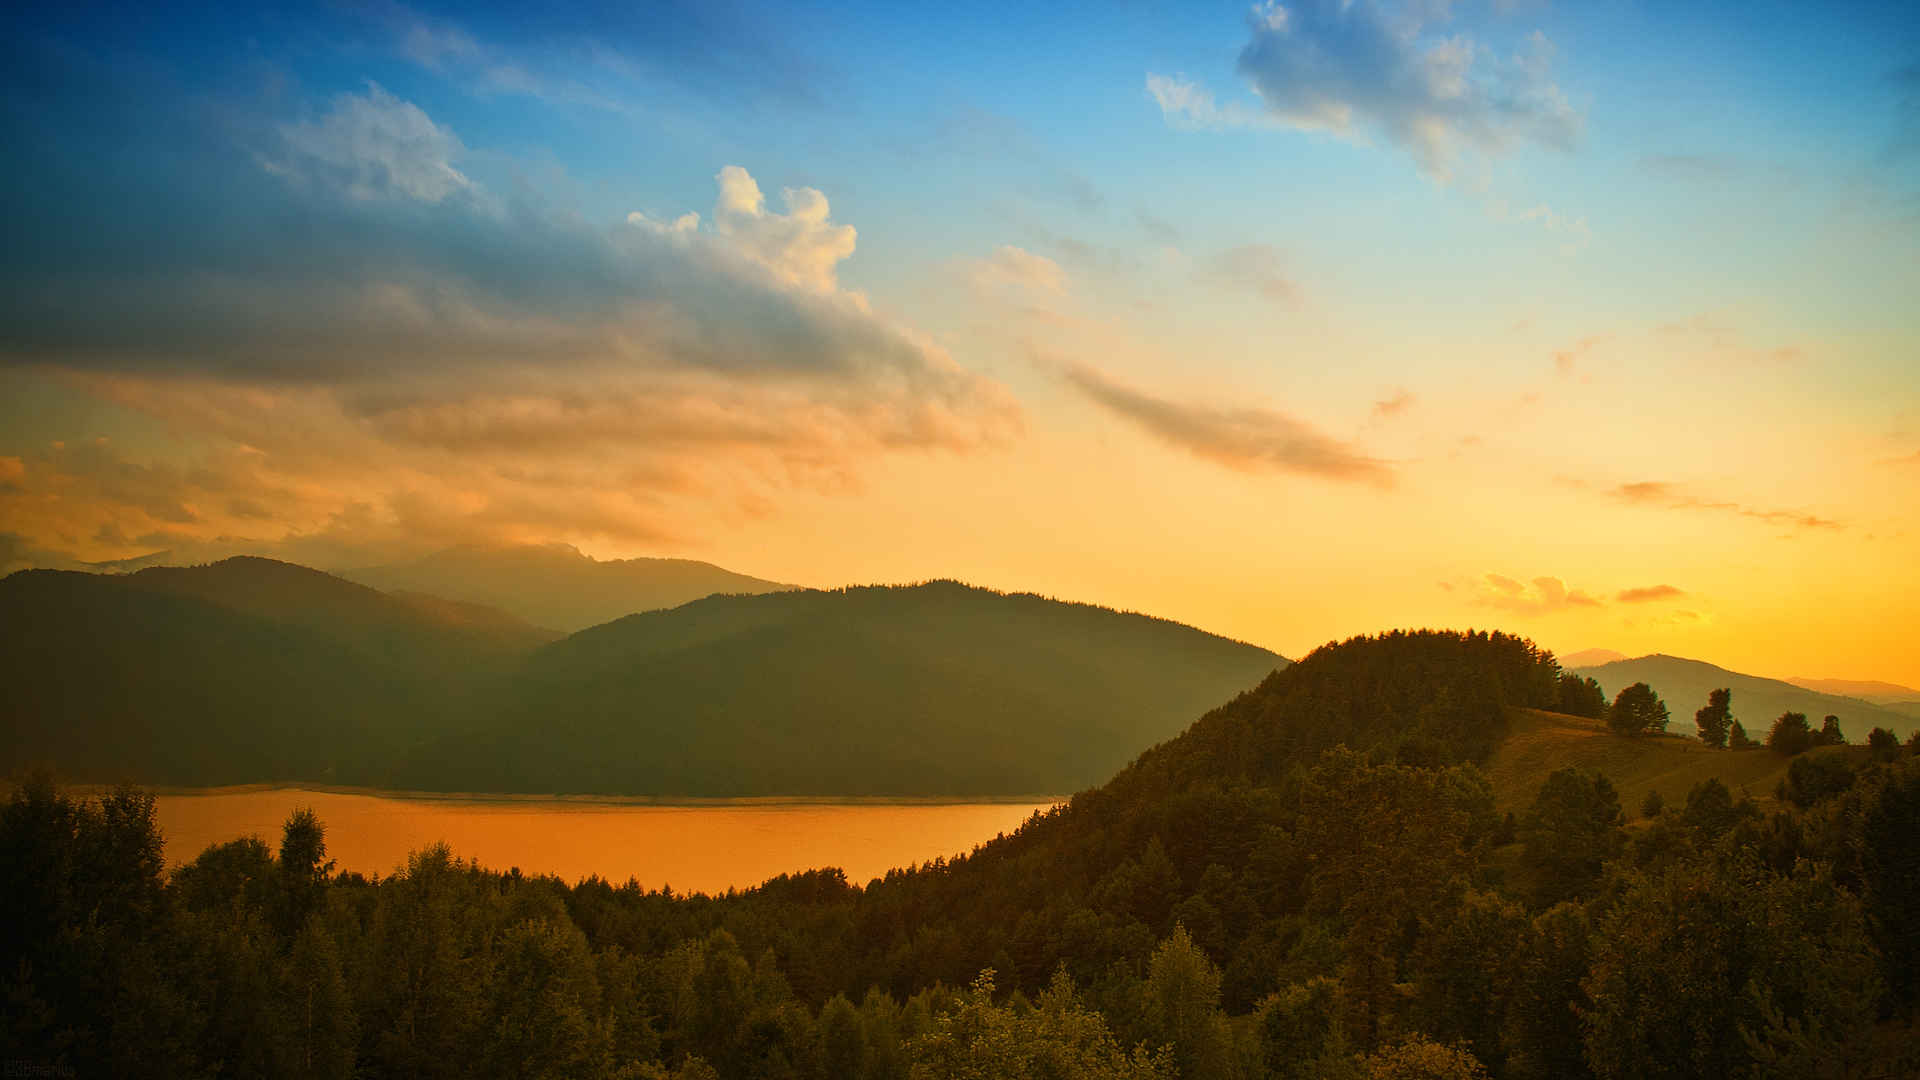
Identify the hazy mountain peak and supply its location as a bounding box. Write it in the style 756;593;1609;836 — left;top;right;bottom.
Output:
1558;648;1628;668
343;545;799;632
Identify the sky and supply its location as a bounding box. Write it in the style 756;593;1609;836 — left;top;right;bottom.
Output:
2;0;1917;685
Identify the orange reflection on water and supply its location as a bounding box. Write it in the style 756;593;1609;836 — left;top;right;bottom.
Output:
154;789;1060;894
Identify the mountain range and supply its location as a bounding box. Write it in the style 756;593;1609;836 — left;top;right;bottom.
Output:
2;558;1281;795
342;544;798;633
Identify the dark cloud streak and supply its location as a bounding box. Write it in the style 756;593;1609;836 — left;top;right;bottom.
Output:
1065;365;1393;487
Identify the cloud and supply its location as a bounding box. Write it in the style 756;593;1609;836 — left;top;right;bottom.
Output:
1064;365;1393;486
1552;334;1604;376
1136;211;1183;246
1196;244;1297;303
1152;1;1582;180
967;245;1069;295
0;68;1018;563
1609;481;1842;531
1467;573;1603;615
1147;75;1271;131
1370;389;1415;421
708;165;858;293
1616;584;1685;603
270;84;474;204
362;0;832;109
1878;449;1920;467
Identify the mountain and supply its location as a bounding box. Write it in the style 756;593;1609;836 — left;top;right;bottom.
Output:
1558;647;1627;668
119;557;559;671
343;543;798;632
391;581;1287;796
1572;653;1919;742
0;559;553;786
1785;676;1920;705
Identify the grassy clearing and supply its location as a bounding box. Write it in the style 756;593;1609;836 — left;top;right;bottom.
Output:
1485;707;1860;817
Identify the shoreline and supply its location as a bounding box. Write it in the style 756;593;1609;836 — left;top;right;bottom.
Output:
45;781;1070;809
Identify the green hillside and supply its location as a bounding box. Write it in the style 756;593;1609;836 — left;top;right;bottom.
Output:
392;581;1287;796
344;543;798;632
1485;706;1831;814
1573;653;1917;742
0;569;482;785
120;557;559;675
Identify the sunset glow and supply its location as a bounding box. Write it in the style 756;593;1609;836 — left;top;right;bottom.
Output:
2;1;1915;684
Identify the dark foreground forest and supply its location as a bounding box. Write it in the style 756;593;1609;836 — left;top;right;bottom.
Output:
7;631;1918;1079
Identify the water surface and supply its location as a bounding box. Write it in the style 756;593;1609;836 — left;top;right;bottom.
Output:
154;788;1060;894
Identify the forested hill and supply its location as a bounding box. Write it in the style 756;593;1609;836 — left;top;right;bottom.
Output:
1;566;1283;796
1573;653;1919;741
391;582;1287;796
344;543;798;632
119;556;560;668
0;565;508;785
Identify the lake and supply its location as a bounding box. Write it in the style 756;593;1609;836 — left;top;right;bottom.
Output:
153;788;1061;894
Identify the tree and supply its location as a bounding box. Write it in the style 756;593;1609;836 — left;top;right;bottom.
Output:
276;807;333;939
1639;789;1665;819
1814;715;1844;747
1556;675;1607;720
1361;1037;1490;1080
1519;769;1623;908
1582;856;1882;1080
907;969;1172;1080
1692;689;1732;749
1867;727;1900;760
1502;904;1593;1080
279;920;357;1080
1766;712;1814;756
1728;719;1757;750
1607;683;1669;737
1141;926;1234;1080
1784;755;1854;808
1679;778;1751;840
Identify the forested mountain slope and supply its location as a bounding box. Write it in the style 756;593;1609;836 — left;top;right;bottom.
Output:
0;569;462;784
393;582;1287;796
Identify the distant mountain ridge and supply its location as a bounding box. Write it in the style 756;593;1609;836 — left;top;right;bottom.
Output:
0;561;522;785
1559;647;1628;668
343;544;798;632
393;581;1288;797
3;561;1285;796
1785;676;1919;705
1571;653;1918;741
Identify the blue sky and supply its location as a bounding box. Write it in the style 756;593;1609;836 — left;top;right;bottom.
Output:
1;0;1917;681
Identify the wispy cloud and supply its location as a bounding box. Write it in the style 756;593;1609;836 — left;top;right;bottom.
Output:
1616;584;1685;603
1195;244;1297;304
1064;365;1393;487
965;245;1069;296
1370;389;1415;421
1609;481;1842;531
1151;0;1583;181
1551;334;1605;376
1466;573;1603;615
